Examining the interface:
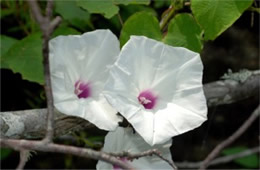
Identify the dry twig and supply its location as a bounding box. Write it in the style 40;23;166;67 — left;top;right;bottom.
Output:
109;149;177;169
0;139;134;170
199;105;260;169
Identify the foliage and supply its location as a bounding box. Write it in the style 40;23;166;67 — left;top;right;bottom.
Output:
120;11;162;47
55;1;92;31
163;13;203;52
191;0;253;40
0;35;18;68
222;146;259;168
0;148;12;160
1;0;254;84
77;0;150;19
2;33;44;84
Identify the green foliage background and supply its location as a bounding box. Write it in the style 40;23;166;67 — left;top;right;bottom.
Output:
1;0;254;84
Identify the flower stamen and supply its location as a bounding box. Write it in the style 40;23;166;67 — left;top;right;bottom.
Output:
139;96;152;104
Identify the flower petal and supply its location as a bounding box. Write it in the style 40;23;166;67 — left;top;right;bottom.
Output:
104;36;207;145
151;45;203;102
50;30;121;131
104;65;141;117
96;127;173;169
154;101;207;144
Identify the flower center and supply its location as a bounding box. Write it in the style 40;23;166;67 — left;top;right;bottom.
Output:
138;90;157;109
74;80;91;99
113;157;128;170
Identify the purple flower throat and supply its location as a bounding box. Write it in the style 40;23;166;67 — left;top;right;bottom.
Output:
74;80;91;98
113;157;128;170
138;90;157;109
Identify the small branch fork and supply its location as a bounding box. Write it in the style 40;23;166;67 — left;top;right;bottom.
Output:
27;0;61;143
199;105;260;169
109;149;177;169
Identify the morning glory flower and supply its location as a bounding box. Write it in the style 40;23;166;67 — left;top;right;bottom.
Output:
104;36;207;145
49;30;121;131
96;127;173;170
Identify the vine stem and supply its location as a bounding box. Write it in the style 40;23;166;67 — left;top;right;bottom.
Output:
159;0;184;32
159;5;175;31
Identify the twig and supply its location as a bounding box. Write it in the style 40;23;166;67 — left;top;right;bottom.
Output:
27;0;62;143
109;149;177;169
248;7;260;14
0;138;134;170
175;146;260;168
251;8;254;27
28;1;45;27
117;13;124;26
45;0;54;19
199;105;260;169
16;150;30;170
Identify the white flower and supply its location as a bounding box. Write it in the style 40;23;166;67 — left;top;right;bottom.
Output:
49;30;121;131
96;127;173;170
104;36;207;145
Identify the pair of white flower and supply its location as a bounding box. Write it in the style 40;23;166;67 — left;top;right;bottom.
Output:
49;30;207;169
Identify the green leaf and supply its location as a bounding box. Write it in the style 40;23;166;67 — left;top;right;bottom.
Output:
191;0;253;40
120;12;162;47
52;26;81;37
0;9;13;19
120;4;157;21
163;13;203;52
1;26;80;85
77;0;119;19
77;0;150;19
55;1;91;31
222;146;259;168
0;148;12;160
153;0;171;9
114;0;150;5
1;35;18;68
2;33;44;84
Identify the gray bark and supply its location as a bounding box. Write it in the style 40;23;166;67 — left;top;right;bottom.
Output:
0;109;93;139
204;70;260;107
